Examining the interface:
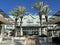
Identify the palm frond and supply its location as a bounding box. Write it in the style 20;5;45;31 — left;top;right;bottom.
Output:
16;6;26;17
33;2;44;12
43;5;51;16
10;6;26;19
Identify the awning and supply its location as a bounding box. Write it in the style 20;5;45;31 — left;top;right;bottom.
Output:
49;17;60;24
0;16;11;24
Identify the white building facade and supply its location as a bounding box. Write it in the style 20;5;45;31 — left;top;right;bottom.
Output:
5;14;60;37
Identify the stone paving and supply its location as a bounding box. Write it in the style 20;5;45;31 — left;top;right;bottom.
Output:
0;37;60;45
0;42;60;45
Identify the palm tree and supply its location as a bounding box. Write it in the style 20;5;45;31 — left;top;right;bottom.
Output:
16;6;26;36
43;5;51;44
33;2;45;35
43;5;51;35
10;8;19;37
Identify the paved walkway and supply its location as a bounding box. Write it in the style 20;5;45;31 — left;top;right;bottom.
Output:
0;41;60;45
0;36;60;45
0;42;60;45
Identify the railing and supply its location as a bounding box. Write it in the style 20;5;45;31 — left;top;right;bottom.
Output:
1;36;14;43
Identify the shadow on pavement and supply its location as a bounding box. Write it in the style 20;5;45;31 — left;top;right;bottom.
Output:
15;42;23;45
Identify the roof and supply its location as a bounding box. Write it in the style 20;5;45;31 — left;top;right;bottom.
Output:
49;16;60;24
54;10;60;16
0;9;13;24
0;9;9;18
0;16;10;24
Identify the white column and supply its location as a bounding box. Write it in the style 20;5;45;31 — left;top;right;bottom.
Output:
15;31;17;37
39;28;41;35
0;24;5;42
1;24;5;36
45;28;47;35
52;31;54;37
8;31;11;37
20;28;23;36
8;31;9;37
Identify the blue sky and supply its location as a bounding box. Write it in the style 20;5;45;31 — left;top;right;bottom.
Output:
0;0;60;16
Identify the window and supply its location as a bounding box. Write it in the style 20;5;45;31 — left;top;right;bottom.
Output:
37;21;40;23
7;25;10;27
27;19;33;23
7;25;13;27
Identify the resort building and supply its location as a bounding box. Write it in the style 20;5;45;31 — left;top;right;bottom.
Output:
4;11;60;37
16;14;47;36
6;14;51;36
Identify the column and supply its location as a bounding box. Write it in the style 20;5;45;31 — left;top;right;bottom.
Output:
45;28;48;35
15;31;17;37
8;31;10;37
52;31;54;37
20;28;23;36
39;28;41;35
15;28;17;37
1;24;5;36
0;24;5;42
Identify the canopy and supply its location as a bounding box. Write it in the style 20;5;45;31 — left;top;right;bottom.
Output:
49;17;60;24
0;16;11;24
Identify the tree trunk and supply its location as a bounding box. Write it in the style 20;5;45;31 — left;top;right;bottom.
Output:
45;16;48;22
14;18;17;37
39;12;42;35
45;16;48;35
45;15;48;45
20;17;23;36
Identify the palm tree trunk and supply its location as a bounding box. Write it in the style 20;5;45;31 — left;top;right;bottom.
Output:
45;15;48;45
45;16;48;22
14;18;17;37
45;16;48;35
20;17;23;36
39;12;42;35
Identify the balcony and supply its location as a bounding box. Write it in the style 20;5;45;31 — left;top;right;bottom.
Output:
6;27;14;29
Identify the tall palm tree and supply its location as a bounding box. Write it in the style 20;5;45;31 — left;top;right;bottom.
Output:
10;8;19;37
16;6;26;36
33;2;45;35
43;5;51;44
43;5;51;35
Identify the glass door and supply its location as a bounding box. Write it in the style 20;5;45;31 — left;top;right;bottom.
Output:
23;28;39;36
23;30;38;36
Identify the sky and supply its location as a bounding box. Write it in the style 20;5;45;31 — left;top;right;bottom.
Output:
0;0;60;16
